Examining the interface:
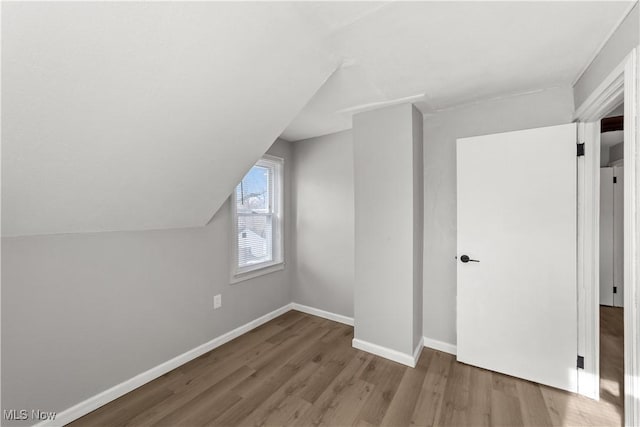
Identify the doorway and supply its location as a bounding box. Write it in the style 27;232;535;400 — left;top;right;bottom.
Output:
454;49;638;424
574;48;638;426
598;108;624;417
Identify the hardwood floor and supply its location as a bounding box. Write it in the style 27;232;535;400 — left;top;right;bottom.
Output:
71;310;623;426
600;306;624;413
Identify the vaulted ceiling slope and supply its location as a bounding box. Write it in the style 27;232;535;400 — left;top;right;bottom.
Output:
2;2;386;236
282;1;635;141
2;2;634;236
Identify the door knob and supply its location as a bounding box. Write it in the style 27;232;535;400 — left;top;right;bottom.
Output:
460;255;479;263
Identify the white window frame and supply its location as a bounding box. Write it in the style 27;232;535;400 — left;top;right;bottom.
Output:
230;154;284;283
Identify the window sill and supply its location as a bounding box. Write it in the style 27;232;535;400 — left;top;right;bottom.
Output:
230;262;285;284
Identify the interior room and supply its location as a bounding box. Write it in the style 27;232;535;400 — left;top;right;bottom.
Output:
2;1;640;426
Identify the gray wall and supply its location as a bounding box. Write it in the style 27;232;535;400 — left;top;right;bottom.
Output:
610;141;624;163
601;144;611;167
291;130;354;317
353;103;422;356
422;86;575;345
573;4;638;109
1;139;293;424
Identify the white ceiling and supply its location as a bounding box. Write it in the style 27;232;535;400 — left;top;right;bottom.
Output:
281;1;634;141
2;1;634;236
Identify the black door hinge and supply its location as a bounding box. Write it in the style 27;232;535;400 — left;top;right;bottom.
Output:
614;176;618;184
577;143;585;157
613;286;618;294
577;355;584;369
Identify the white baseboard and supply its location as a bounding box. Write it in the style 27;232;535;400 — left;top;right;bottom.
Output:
33;303;433;427
413;336;425;362
290;302;354;326
352;338;418;368
423;336;457;355
34;304;292;427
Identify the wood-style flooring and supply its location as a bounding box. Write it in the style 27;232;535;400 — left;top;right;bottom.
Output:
600;305;624;413
71;309;624;426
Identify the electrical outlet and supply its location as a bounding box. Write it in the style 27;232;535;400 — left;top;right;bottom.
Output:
214;294;222;309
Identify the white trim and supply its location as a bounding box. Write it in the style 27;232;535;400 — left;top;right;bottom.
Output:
230;154;284;284
293;304;427;367
229;262;285;284
423;336;457;356
34;304;292;427
413;336;425;362
352;338;418;368
574;59;625;121
577;121;601;401
30;303;440;427
336;93;425;116
290;303;354;326
574;49;639;425
622;48;639;427
570;1;637;87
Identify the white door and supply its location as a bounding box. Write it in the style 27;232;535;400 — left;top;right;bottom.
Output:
600;167;615;306
613;166;624;307
600;166;625;308
457;123;578;393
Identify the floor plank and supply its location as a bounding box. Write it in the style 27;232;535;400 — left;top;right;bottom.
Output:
355;357;405;425
409;349;453;427
70;309;624;427
379;350;430;426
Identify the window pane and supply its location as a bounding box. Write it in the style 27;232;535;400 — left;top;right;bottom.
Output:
237;214;273;267
236;165;270;213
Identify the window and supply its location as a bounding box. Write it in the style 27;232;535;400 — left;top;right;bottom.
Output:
231;155;284;282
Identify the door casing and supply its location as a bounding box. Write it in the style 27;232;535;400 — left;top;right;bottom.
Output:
574;48;638;426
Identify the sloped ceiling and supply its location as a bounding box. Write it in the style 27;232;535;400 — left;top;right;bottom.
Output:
2;2;386;236
282;1;635;141
2;1;634;236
